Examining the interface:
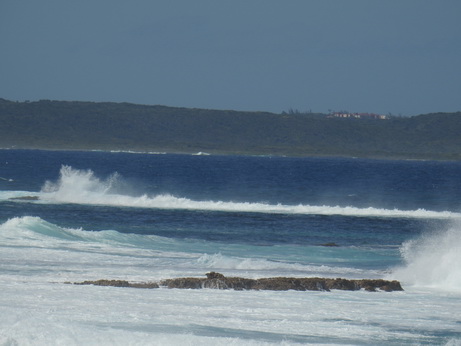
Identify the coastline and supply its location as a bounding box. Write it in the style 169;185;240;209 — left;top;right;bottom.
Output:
2;99;460;161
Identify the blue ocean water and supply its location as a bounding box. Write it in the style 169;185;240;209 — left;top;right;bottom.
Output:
1;149;461;345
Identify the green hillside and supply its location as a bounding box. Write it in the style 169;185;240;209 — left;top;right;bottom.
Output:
1;99;460;160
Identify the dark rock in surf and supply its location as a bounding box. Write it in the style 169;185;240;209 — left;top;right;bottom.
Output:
74;279;159;289
354;279;403;292
71;272;403;292
326;278;359;291
160;272;403;292
9;196;39;201
206;271;226;279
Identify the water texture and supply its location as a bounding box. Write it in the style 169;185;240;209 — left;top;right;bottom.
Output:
1;150;461;345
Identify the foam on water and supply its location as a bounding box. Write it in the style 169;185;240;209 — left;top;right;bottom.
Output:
26;165;461;219
393;221;461;291
1;218;461;344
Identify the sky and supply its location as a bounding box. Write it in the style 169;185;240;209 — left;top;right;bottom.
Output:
1;1;460;116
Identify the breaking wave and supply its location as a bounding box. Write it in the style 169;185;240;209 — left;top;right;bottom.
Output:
7;165;460;219
392;221;461;291
0;216;371;279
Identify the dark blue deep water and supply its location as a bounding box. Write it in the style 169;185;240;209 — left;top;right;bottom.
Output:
2;150;461;268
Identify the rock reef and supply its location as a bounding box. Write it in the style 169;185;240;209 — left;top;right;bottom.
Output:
72;272;403;292
73;279;159;289
9;196;40;201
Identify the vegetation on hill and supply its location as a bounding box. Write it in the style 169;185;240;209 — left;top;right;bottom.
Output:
1;98;460;160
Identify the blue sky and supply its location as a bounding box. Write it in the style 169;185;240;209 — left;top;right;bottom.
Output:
1;1;460;115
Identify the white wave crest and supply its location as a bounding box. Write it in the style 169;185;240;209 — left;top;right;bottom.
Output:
392;221;461;291
34;166;461;219
42;165;120;199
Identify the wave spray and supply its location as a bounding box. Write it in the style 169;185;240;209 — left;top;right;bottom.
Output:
42;165;120;203
393;221;461;290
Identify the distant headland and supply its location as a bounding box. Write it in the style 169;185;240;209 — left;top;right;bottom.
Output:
1;98;460;160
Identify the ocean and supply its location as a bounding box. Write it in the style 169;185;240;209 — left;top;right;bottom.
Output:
1;149;460;345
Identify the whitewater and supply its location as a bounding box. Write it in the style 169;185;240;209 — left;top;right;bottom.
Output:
1;150;461;345
4;165;459;219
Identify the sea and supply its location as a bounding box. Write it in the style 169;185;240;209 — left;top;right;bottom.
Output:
1;149;461;345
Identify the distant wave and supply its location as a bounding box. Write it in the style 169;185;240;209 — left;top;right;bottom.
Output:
108;150;167;155
4;165;460;219
192;152;211;156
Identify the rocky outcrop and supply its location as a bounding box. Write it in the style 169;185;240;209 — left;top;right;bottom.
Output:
9;196;40;201
72;272;402;292
320;242;339;247
160;272;403;292
73;279;159;289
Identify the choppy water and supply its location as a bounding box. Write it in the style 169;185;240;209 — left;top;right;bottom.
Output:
1;149;461;345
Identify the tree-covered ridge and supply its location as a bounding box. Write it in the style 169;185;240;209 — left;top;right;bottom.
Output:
1;98;460;160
